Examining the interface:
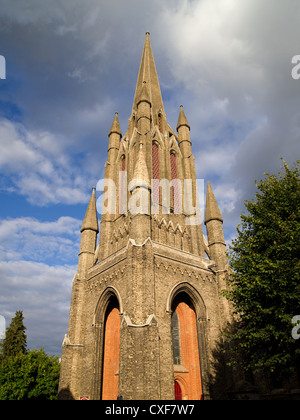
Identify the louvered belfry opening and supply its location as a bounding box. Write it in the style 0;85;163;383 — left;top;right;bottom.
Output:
170;152;180;212
152;143;160;205
119;156;126;215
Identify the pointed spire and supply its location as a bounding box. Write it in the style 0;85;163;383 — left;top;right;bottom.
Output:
109;112;122;136
136;81;151;107
205;182;223;225
130;143;150;191
177;105;190;131
81;187;99;233
132;32;164;115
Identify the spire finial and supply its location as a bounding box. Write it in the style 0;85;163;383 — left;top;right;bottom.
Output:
204;182;223;225
130;142;150;191
81;187;99;233
108;111;122;137
177;104;190;131
132;33;164;115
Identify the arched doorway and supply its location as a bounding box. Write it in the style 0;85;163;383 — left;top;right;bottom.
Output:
171;292;203;400
101;296;120;400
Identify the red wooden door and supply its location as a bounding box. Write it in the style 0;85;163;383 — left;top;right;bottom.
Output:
175;381;182;400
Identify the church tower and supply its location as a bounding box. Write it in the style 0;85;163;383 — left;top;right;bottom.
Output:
58;33;231;400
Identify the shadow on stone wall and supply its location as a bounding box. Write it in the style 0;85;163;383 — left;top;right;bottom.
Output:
208;322;300;400
57;386;75;400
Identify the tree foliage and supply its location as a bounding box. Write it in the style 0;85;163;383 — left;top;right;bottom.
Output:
224;160;300;380
0;310;27;359
0;311;60;400
0;348;60;400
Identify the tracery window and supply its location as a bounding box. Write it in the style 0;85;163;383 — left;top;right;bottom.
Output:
171;293;203;400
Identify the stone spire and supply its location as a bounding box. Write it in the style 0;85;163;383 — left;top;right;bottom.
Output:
81;187;99;233
177;105;192;159
204;182;226;270
177;105;190;131
78;187;99;276
129;143;151;244
136;81;151;107
205;182;223;225
108;111;122;137
130;143;150;191
108;111;121;161
132;32;165;116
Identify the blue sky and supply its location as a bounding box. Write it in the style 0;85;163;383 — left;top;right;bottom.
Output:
0;0;299;356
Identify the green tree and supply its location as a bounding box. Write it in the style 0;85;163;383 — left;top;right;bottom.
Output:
224;160;300;381
0;348;60;400
0;310;27;359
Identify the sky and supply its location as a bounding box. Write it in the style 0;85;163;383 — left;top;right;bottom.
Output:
0;0;299;356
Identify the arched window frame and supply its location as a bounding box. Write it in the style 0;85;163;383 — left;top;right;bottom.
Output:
170;151;180;213
152;141;160;205
119;154;127;215
167;282;209;400
101;296;120;400
158;112;163;133
93;287;123;400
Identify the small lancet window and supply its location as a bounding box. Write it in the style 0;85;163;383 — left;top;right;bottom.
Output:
120;156;126;214
152;142;160;204
170;152;180;212
121;155;126;172
158;112;163;132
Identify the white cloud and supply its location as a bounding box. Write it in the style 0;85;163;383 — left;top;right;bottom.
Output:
159;0;300;225
0;119;90;205
0;216;81;263
0;259;76;355
0;215;82;354
195;143;237;178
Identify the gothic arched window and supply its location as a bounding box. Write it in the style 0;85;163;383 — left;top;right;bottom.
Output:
119;156;126;214
158;113;163;132
170;152;180;212
152;143;160;204
171;293;203;400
